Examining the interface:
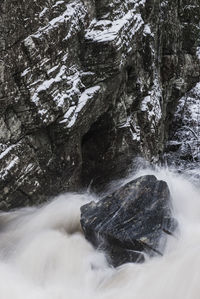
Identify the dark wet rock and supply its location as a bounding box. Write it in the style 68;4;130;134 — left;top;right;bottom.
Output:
80;175;177;267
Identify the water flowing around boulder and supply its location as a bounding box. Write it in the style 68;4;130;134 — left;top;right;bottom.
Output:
81;175;177;267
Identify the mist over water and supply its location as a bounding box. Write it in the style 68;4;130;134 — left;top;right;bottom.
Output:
0;167;200;299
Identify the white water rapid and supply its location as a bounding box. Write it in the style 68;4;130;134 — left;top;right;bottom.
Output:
0;168;200;299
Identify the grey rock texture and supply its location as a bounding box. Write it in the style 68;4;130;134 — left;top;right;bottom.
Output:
80;175;177;267
165;83;200;182
0;0;200;209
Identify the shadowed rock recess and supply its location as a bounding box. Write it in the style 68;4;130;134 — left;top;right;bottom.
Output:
81;175;177;267
0;0;200;209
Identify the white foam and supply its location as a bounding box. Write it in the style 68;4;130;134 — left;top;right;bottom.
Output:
0;168;200;299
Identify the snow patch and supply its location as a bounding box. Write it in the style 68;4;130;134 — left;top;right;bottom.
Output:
28;1;86;41
39;7;48;18
0;145;16;160
196;47;200;60
86;10;144;43
60;86;101;128
21;68;31;77
30;65;68;107
140;77;162;132
170;82;200;162
143;24;153;36
52;1;65;9
130;126;141;141
0;157;19;179
47;65;59;75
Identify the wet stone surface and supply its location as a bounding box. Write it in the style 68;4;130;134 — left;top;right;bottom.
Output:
81;175;177;267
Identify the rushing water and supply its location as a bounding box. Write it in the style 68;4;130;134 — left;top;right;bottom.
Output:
0;167;200;299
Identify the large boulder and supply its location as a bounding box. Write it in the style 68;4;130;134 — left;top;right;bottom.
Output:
80;175;177;267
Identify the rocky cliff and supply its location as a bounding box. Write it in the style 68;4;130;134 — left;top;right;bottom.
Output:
0;0;200;209
165;82;200;182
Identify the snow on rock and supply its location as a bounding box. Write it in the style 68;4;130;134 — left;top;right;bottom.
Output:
29;1;86;40
39;7;48;18
0;157;19;180
197;47;200;60
20;0;147;129
175;83;200;122
166;82;200;173
140;78;162;133
118;116;141;142
1;0;200;208
143;24;153;36
0;145;17;161
85;10;144;43
20;0;87;126
84;0;146;67
60;86;101;128
130;121;141;142
29;64;80;115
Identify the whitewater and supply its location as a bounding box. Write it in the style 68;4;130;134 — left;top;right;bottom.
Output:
0;167;200;299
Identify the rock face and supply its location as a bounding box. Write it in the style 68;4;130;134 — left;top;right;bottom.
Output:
0;0;200;209
81;175;176;267
165;83;200;183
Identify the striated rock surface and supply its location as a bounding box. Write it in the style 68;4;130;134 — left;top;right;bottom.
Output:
0;0;200;209
80;175;177;267
165;82;200;183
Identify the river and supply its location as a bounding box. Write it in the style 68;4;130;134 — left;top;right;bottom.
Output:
0;167;199;299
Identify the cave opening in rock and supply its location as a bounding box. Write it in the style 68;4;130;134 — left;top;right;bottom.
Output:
80;109;138;192
81;111;116;191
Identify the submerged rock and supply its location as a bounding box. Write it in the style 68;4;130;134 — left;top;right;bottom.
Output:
81;175;176;267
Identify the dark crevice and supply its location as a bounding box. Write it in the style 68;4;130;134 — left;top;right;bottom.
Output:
81;111;116;190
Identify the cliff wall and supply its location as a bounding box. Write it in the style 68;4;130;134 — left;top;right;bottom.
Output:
0;0;199;209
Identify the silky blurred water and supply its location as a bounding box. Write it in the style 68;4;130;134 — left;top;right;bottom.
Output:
0;167;200;299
